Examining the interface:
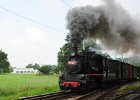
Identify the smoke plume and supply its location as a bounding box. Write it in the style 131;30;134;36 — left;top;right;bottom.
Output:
66;0;140;53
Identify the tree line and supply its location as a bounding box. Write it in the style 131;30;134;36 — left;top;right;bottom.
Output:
0;50;59;74
1;33;140;74
0;50;10;73
25;64;59;74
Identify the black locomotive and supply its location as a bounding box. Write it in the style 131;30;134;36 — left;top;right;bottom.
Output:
59;47;140;91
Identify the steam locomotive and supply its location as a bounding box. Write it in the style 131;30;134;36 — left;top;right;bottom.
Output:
59;46;140;91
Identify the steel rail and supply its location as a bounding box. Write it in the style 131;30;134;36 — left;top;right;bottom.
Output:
111;88;140;100
74;89;101;100
17;90;73;100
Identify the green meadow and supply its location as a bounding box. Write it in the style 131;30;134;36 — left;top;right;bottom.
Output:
1;74;139;100
0;74;59;100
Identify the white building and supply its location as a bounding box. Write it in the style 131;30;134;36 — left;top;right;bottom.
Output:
13;68;37;74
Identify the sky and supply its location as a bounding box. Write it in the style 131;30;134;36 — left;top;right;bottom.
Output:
0;0;139;68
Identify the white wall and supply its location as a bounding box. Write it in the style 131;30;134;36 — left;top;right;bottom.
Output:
13;68;37;74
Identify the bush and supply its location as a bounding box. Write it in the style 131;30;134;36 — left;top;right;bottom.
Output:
38;65;52;75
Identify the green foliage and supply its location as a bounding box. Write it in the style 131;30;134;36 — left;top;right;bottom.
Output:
26;63;40;70
57;43;70;72
9;67;14;73
38;65;52;75
116;81;140;95
25;64;58;74
53;67;60;74
26;64;33;68
65;33;70;42
51;65;57;70
0;50;10;73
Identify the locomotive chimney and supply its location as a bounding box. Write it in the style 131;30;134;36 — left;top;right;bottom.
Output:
83;40;85;51
71;43;78;55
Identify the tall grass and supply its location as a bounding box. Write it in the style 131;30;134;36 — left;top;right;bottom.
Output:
116;81;140;95
0;74;59;100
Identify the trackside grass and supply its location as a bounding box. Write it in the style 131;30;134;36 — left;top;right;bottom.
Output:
0;74;59;100
116;81;140;95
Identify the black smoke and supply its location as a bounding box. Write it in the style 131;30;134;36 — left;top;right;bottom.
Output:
66;0;140;53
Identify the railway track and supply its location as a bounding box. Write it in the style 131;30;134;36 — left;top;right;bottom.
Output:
17;88;115;100
72;86;119;100
17;90;75;100
74;89;101;100
17;82;134;100
109;88;140;100
72;82;130;100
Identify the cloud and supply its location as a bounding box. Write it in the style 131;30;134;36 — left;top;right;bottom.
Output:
73;0;103;7
0;19;65;67
25;27;44;41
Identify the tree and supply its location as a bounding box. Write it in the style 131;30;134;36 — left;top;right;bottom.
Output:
57;43;70;72
53;67;60;74
51;65;59;74
32;63;40;70
26;63;40;70
9;66;14;73
0;50;10;73
26;64;33;68
38;65;52;75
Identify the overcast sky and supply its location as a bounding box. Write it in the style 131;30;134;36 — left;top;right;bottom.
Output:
0;0;139;68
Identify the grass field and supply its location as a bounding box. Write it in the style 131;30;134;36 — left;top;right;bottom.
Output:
0;74;59;100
